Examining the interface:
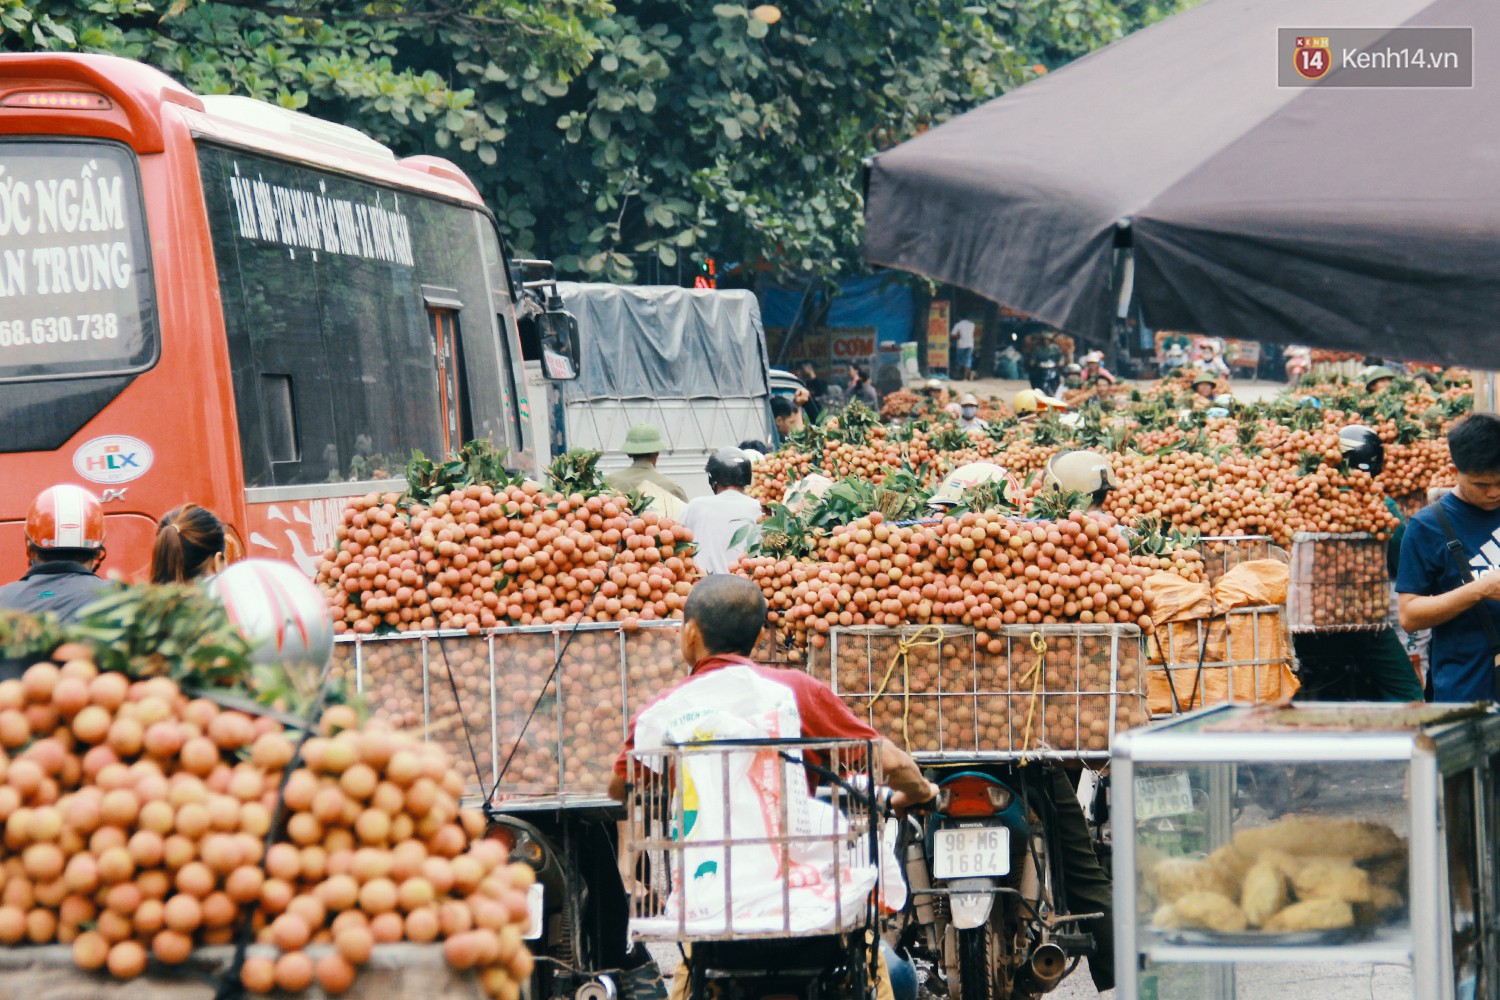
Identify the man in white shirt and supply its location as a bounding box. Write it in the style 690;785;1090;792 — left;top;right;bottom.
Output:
951;317;977;380
679;449;763;574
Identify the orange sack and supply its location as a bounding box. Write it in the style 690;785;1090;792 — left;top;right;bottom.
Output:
1144;561;1298;715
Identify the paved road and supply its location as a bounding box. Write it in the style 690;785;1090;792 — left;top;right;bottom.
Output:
654;952;1410;998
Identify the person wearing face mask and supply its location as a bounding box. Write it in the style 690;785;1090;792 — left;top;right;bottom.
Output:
957;392;988;432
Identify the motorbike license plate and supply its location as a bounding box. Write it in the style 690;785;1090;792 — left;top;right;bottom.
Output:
1134;772;1195;821
522;882;544;941
932;826;1010;879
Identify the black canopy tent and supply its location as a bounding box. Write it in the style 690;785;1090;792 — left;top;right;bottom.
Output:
863;0;1500;367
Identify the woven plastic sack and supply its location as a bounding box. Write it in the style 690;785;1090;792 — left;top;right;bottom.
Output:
630;666;878;937
1213;559;1289;609
1144;562;1297;714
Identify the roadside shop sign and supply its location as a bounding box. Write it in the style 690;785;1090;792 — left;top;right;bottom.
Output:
926;301;951;369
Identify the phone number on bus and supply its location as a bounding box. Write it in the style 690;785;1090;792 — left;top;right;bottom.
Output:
0;314;121;349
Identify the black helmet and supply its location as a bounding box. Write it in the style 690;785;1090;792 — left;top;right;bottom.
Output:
1338;425;1384;475
706;447;753;490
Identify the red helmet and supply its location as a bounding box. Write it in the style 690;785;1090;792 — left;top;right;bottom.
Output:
26;485;105;551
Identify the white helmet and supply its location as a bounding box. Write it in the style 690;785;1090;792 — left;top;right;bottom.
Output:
1013;389;1068;414
207;559;333;685
784;474;835;513
929;463;1017;509
1042;450;1118;495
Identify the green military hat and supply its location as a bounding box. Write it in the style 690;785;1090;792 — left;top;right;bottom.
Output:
1361;365;1397;391
622;424;667;455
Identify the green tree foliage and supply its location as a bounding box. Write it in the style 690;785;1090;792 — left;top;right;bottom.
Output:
2;0;1176;280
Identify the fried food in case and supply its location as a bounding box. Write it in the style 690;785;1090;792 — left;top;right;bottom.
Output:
1155;891;1250;933
1239;859;1289;927
1205;844;1254;893
1290;859;1373;904
1152;857;1237;904
1231;816;1404;861
1146;814;1406;938
1263;898;1356;933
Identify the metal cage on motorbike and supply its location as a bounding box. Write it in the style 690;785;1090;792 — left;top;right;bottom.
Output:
330;620;686;807
1190;535;1288;585
622;737;884;943
1145;605;1298;716
814;623;1149;761
1286;532;1391;633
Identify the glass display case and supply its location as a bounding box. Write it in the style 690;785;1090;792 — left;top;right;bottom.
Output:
1112;703;1500;1000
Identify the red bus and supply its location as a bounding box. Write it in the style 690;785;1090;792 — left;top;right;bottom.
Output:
0;53;573;582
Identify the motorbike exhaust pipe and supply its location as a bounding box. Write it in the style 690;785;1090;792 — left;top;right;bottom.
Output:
1015;942;1069;994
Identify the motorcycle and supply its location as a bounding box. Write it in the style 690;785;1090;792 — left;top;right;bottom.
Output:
891;766;1099;1000
1027;359;1062;397
486;805;667;1000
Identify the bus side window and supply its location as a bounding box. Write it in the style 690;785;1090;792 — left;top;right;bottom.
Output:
259;374;300;463
427;306;470;454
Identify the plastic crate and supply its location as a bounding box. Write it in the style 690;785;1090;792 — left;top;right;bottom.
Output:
1190;535;1288;584
332;620;684;806
1144;604;1297;715
1287;532;1391;632
825;623;1148;761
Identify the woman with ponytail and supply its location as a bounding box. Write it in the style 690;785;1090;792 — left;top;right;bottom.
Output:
150;505;229;584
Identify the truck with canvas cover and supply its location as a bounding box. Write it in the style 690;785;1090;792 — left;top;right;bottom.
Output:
524;284;773;497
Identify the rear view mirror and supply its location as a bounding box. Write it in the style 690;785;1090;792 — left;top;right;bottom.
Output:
539;304;580;381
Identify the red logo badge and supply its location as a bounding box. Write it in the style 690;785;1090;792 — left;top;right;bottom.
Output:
1294;36;1332;80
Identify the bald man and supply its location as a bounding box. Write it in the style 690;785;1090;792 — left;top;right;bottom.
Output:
611;576;933;807
612;576;932;1000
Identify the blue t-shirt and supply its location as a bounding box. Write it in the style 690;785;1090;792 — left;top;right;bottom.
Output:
1396;492;1500;701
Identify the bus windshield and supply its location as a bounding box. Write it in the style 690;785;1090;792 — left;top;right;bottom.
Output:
0;140;157;382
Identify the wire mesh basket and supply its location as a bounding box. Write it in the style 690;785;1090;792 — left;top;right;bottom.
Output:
751;623;798;666
1287;532;1391;633
823;623;1148;761
622;738;882;942
1190;535;1289;584
331;620;685;806
1145;604;1298;715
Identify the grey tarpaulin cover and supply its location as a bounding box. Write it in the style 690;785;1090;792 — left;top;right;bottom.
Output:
863;0;1500;366
557;283;770;402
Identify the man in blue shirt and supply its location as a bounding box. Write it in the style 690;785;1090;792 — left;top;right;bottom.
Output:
1397;414;1500;701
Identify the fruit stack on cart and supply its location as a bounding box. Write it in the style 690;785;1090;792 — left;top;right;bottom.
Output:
332;621;689;809
808;621;1150;762
1285;533;1392;635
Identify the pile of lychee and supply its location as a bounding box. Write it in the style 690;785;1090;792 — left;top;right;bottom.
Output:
0;646;534;997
